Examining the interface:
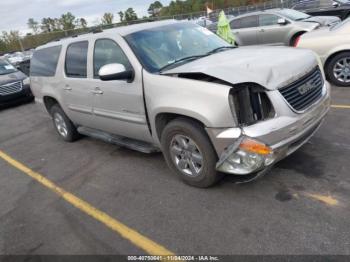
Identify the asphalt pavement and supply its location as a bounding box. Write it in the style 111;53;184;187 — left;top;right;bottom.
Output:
0;85;349;256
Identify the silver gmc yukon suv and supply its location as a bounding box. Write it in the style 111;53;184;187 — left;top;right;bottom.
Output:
30;20;330;187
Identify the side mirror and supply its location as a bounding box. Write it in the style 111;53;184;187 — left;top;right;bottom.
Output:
277;18;288;25
332;2;340;7
98;63;134;82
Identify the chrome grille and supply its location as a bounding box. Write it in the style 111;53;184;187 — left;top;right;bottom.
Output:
279;67;323;112
0;81;23;96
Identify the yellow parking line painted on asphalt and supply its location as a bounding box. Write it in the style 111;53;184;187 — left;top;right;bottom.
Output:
331;104;350;109
303;192;339;206
0;150;174;256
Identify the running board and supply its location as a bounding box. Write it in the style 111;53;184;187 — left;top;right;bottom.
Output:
77;127;160;154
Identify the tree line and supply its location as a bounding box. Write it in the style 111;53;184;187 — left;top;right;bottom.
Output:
0;0;260;53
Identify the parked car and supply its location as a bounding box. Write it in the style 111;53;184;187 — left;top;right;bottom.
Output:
293;0;350;20
0;59;33;107
229;8;340;46
5;52;26;66
192;16;214;27
296;18;350;86
30;20;330;187
206;15;235;32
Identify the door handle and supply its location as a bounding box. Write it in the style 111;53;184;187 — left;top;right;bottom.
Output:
63;85;72;91
260;29;265;32
91;88;103;95
233;31;239;34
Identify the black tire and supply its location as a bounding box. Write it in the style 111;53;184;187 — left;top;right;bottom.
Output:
326;52;350;87
50;104;80;142
161;118;222;188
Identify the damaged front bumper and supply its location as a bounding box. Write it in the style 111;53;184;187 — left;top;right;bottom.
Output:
206;82;331;180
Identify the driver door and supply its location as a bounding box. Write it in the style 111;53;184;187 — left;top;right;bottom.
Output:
88;38;152;142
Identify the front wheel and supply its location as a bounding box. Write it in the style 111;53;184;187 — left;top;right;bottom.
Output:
326;52;350;87
161;118;222;188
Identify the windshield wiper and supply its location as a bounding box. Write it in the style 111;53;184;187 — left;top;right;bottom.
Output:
206;46;236;55
159;55;205;73
159;46;236;73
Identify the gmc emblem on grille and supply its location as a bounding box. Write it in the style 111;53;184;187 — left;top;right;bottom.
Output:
298;81;316;95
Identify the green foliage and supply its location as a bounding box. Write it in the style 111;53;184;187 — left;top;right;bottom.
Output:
124;8;138;21
80;18;88;28
118;11;124;22
118;7;138;23
27;18;40;34
60;12;76;31
0;31;21;53
148;1;163;16
101;13;114;25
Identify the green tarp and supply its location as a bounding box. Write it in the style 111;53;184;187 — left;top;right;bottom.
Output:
216;11;236;45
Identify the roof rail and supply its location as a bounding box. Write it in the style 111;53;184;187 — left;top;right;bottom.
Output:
91;28;103;34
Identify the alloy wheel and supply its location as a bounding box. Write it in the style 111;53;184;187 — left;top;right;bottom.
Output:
53;112;68;138
333;57;350;83
169;134;203;177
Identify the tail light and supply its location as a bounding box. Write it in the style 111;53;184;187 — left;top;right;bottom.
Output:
293;35;301;47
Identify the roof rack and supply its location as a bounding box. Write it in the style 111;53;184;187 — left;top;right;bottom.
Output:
91;28;103;34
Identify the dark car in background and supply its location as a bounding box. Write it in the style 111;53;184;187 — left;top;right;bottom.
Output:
293;0;350;20
0;59;33;108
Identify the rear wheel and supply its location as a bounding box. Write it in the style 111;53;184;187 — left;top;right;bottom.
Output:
50;104;80;142
326;52;350;87
161;118;222;188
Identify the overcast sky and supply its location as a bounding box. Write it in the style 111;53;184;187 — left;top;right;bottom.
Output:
0;0;171;35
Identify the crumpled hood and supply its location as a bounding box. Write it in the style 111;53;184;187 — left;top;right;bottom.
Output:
0;71;26;86
303;16;340;26
163;46;318;90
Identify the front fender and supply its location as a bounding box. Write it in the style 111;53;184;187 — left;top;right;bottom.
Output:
143;71;236;144
324;45;350;64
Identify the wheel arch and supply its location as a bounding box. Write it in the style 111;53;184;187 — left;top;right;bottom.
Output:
289;31;306;46
324;49;350;73
155;112;206;142
43;96;59;115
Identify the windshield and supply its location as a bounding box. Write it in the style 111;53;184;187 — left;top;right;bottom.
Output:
336;0;349;4
276;9;311;21
125;22;232;73
0;59;17;75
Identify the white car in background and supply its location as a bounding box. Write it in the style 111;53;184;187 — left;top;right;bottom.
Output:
296;18;350;86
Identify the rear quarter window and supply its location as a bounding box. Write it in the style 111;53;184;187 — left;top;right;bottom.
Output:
30;46;62;77
230;19;241;29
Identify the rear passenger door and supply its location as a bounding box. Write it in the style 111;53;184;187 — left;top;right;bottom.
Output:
230;15;258;45
60;41;94;127
258;14;292;45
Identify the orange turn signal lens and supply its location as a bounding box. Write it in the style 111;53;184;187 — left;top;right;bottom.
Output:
239;138;272;155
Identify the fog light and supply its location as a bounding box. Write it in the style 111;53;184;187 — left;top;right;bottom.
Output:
217;137;275;175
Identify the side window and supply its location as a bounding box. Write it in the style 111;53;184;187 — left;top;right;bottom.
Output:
230;19;241;29
30;46;62;77
239;16;258;29
259;14;280;26
65;41;88;78
93;39;132;77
